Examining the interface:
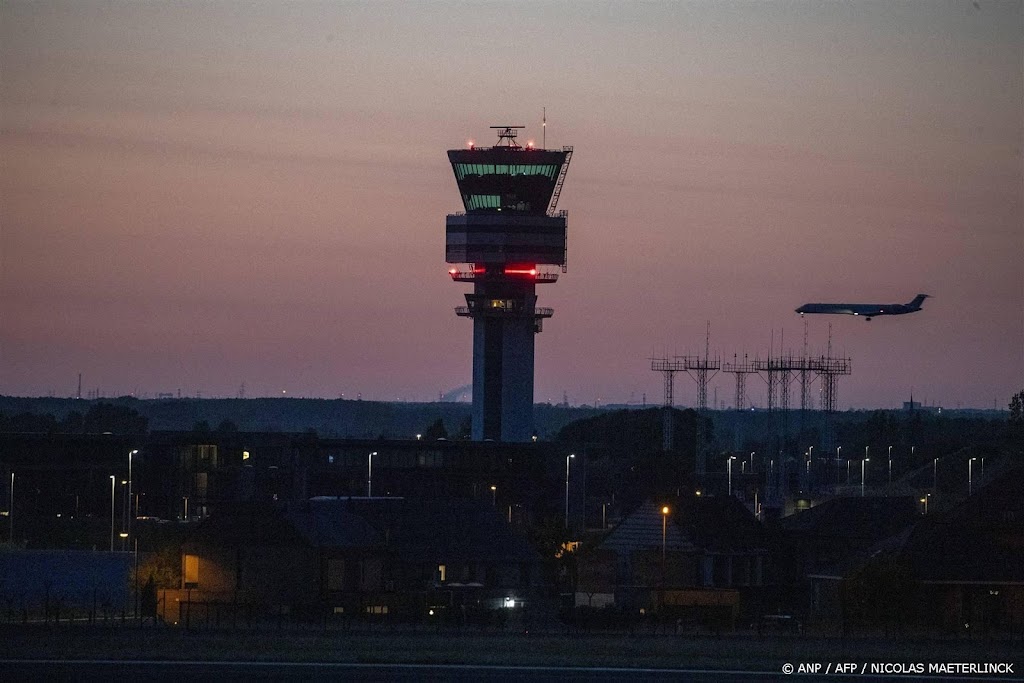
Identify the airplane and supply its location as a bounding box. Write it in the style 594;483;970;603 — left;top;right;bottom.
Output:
795;294;929;321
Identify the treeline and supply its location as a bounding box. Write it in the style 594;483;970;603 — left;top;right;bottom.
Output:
0;396;604;439
0;402;148;435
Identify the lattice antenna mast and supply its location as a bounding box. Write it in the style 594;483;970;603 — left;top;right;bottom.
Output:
813;323;851;413
651;356;686;451
723;353;758;411
799;316;814;411
680;322;721;411
677;322;722;486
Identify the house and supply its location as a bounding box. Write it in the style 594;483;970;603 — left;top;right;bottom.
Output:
806;467;1024;635
574;496;772;625
174;497;544;624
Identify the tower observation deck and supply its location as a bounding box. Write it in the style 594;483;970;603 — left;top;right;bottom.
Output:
446;126;574;441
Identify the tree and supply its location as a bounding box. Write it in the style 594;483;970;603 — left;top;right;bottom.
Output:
1010;391;1024;449
456;416;472;440
81;403;148;434
422;418;448;440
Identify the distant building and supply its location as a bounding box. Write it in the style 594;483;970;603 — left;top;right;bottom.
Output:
574;497;773;626
172;497;543;623
797;469;1024;634
0;431;562;547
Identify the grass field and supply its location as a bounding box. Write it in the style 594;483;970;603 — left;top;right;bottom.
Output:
2;625;1020;671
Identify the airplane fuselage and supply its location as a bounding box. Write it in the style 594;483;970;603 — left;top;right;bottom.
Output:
795;294;929;320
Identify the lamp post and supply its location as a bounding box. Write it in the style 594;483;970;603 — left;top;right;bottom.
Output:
861;458;870;497
808;446;814;487
367;451;377;498
109;475;115;552
836;446;842;486
887;445;892;487
128;449;137;545
933;457;938;492
564;454;575;529
727;456;737;497
490;485;497;506
661;506;669;561
120;480;128;541
750;451;756;473
968;457;977;497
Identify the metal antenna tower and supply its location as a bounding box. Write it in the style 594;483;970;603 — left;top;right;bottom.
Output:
799;317;814;411
651;357;685;451
678;322;721;485
679;323;721;411
812;323;851;412
723;353;758;410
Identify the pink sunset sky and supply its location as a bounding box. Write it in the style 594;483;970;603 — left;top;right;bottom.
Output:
2;1;1021;409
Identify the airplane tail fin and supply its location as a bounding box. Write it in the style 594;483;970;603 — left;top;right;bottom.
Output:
908;294;929;309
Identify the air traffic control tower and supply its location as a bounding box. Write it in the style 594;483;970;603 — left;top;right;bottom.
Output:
446;126;573;442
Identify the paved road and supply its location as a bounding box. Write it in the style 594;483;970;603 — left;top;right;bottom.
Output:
5;661;1023;682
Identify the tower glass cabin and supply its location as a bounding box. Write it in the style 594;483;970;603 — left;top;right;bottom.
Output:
446;127;573;441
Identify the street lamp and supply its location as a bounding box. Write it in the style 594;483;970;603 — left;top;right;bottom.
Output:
933;456;939;492
968;457;977;497
564;454;575;529
750;451;756;473
109;475;116;552
861;458;870;497
120;480;128;541
490;485;497;506
661;506;669;561
887;446;893;487
836;446;842;486
128;449;137;545
727;456;737;497
367;451;377;498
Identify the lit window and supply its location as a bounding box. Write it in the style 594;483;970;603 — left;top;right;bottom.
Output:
333;606;345;614
242;450;250;461
365;605;388;615
184;554;199;587
438;564;446;582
